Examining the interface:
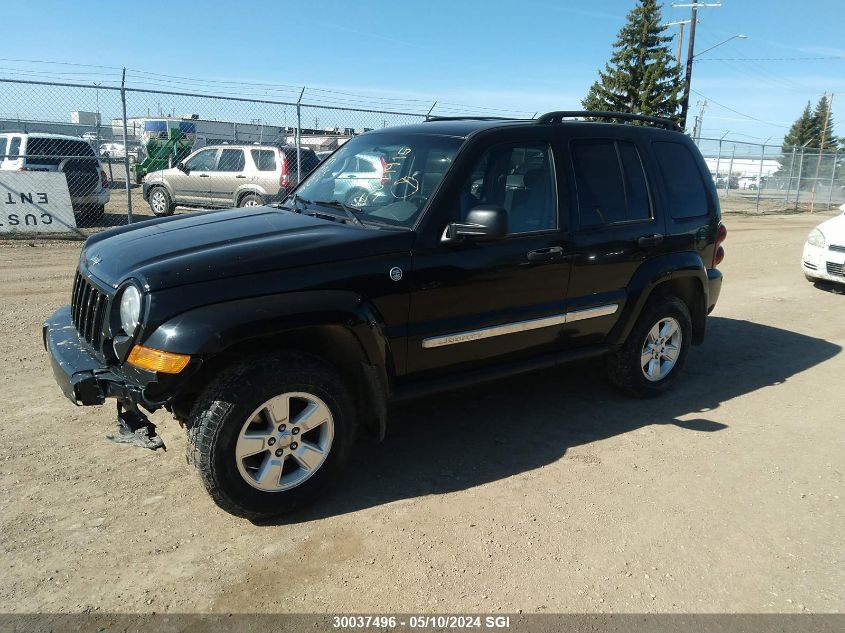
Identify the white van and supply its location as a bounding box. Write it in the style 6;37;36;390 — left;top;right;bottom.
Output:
0;132;111;220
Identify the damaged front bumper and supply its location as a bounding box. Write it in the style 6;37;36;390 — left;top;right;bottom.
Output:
43;305;179;450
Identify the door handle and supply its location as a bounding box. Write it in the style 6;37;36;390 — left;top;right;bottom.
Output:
198;173;209;178
638;234;664;247
235;174;246;178
527;246;566;262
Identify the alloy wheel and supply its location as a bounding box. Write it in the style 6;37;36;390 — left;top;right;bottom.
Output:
640;317;682;382
234;392;334;492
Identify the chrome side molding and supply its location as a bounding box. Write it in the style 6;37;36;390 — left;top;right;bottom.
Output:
422;303;618;349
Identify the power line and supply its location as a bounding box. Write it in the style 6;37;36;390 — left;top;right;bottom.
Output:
690;89;790;128
696;56;845;62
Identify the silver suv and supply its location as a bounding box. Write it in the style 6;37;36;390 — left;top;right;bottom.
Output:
142;144;320;216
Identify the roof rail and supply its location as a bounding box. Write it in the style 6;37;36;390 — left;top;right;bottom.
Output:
424;115;518;122
536;110;681;131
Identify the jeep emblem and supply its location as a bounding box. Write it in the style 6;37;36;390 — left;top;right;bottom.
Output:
389;267;403;282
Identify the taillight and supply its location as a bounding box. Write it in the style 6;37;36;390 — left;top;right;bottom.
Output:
380;156;389;187
100;169;109;189
712;222;727;267
279;152;289;189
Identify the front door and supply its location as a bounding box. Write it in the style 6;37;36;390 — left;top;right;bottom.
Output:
170;147;217;206
406;135;572;376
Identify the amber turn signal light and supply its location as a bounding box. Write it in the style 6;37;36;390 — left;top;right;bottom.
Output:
126;345;191;374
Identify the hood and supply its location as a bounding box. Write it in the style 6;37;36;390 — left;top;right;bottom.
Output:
816;211;845;245
81;207;414;291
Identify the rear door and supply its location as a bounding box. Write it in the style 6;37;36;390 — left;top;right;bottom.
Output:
558;129;666;345
170;147;217;205
207;147;247;206
250;148;280;197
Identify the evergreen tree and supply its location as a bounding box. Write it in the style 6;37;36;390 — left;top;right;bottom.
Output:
776;102;816;181
811;94;835;150
582;0;681;121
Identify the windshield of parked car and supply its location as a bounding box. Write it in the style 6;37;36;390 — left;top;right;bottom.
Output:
291;132;462;228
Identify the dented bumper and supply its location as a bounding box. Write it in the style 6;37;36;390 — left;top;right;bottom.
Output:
43;305;126;406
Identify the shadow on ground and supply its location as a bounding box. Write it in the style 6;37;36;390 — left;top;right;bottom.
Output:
265;316;841;525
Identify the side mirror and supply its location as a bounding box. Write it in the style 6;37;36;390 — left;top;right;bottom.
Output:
442;206;508;243
176;161;188;173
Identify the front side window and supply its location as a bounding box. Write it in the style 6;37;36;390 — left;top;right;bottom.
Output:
571;139;652;228
294;133;462;228
215;148;245;172
653;141;709;219
458;142;557;234
184;148;217;171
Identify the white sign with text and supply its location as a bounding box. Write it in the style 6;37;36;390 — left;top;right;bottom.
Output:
0;172;77;233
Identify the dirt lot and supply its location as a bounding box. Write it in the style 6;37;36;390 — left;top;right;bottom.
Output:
0;212;843;614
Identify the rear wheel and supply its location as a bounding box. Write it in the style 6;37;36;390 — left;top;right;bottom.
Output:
148;187;174;216
238;193;264;208
345;188;370;206
187;352;356;519
606;295;692;398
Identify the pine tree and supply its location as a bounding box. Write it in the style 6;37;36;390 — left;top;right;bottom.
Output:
582;0;681;121
776;102;816;181
811;94;835;150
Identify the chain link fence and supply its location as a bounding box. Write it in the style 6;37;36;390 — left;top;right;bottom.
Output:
2;76;843;235
694;136;844;213
0;78;428;233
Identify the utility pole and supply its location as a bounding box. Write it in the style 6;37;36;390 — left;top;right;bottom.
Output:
662;20;691;65
810;92;834;213
673;2;723;130
692;99;707;141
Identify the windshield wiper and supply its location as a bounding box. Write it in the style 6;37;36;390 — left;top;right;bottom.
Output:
312;199;364;226
274;193;311;212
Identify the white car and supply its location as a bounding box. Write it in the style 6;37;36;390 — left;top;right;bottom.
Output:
802;203;845;284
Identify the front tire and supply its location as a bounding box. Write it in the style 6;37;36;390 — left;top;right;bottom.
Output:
606;295;692;398
148;186;174;216
187;352;356;519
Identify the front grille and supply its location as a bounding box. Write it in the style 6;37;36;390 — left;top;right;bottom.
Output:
70;272;110;349
826;262;845;277
829;244;845;254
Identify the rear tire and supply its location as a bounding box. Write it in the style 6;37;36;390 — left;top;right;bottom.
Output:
187;352;356;520
606;295;692;398
148;186;174;216
238;193;264;208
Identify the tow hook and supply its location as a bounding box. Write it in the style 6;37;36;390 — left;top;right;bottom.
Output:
107;400;165;451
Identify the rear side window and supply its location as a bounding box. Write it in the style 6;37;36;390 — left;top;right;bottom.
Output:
27;137;95;158
250;149;277;171
653;142;709;219
8;137;21;159
571;139;652;228
216;148;245;172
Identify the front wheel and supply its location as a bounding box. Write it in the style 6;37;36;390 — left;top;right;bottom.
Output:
148;186;174;216
187;352;356;519
606;295;692;398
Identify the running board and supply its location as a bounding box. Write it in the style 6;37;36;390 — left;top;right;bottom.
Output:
390;344;610;402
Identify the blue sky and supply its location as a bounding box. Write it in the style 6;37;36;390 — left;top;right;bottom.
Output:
1;0;844;144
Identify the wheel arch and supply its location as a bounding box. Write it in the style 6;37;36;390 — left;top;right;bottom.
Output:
609;252;710;347
235;187;265;206
144;291;393;440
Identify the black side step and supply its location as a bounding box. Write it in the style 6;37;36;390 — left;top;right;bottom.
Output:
390;344;610;402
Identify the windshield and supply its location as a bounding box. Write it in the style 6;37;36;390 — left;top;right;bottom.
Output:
292;132;462;228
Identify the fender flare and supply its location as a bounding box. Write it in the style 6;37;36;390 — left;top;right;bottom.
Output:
142;290;394;438
608;252;710;346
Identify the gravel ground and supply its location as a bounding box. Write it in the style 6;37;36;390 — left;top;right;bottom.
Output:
0;212;843;614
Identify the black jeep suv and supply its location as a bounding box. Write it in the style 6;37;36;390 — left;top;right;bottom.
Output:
44;111;724;519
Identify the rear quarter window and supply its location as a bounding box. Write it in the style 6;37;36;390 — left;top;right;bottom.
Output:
0;137;7;158
652;141;709;219
250;149;277;171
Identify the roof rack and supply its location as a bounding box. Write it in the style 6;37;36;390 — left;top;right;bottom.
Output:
536;110;681;131
424;115;518;122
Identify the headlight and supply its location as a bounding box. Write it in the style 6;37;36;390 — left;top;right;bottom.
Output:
807;228;825;248
119;285;142;334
